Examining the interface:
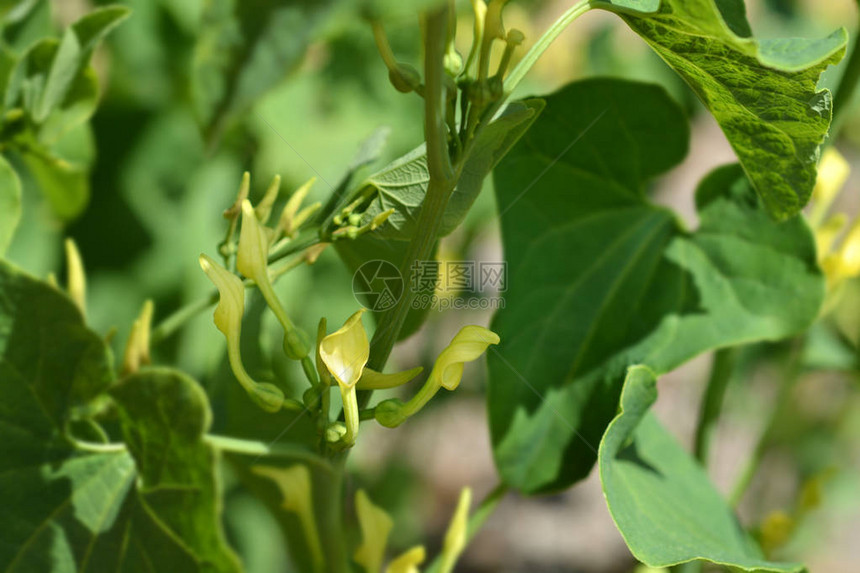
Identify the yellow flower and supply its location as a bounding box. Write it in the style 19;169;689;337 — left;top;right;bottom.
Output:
353;489;393;573
432;325;500;391
237;199;270;284
320;309;369;388
319;310;369;445
199;254;287;412
438;488;472;573
237;199;309;360
386;546;425;573
277;177;316;238
375;326;499;427
254;175;281;224
254;465;323;572
760;510;794;557
64;238;86;317
121;299;153;376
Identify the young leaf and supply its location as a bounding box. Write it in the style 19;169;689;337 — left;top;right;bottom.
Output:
594;0;846;219
356;99;545;240
488;79;823;494
599;366;803;572
33;5;129;122
0;155;22;255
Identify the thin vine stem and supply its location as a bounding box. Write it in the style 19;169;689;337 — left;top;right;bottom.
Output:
693;347;738;463
729;339;805;507
364;8;453;379
204;434;334;474
502;0;593;94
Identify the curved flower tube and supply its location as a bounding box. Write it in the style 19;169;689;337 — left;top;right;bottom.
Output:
375;325;499;428
356;366;424;390
199;254;292;413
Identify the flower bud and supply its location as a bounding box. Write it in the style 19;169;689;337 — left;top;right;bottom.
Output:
389;63;422;93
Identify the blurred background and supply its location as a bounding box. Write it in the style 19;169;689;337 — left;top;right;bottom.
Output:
5;0;860;571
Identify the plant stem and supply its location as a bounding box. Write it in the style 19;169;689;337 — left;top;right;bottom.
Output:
693;347;737;463
424;483;509;573
502;0;592;94
205;434;333;473
729;339;804;507
833;4;860;131
363;8;453;381
315;457;350;573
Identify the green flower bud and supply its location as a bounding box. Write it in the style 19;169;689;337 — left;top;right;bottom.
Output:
374;398;407;428
389;63;421;93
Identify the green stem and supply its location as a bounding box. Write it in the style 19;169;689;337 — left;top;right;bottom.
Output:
424;484;509;573
315;458;350;573
363;8;453;383
205;434;333;473
502;0;592;94
693;347;738;463
833;5;860;131
729;339;804;507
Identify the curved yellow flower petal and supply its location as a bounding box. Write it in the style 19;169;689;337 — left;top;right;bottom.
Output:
237;199;270;282
374;325;499;428
199;254;244;337
386;545;425;573
432;325;500;391
65;238;86;317
319;310;369;389
200;254;286;413
354;489;393;573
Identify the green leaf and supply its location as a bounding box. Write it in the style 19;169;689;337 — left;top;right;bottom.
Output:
594;0;846;219
111;369;243;573
33;5;129;122
488;78;824;494
0;261;241;572
358;98;544;240
599;366;804;572
191;0;335;140
20;142;89;220
0;154;21;255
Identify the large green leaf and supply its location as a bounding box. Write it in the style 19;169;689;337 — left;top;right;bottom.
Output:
599;366;803;572
488;78;823;494
191;0;335;140
0;154;21;255
594;0;846;220
111;369;243;573
0;261;241;572
357;99;544;240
